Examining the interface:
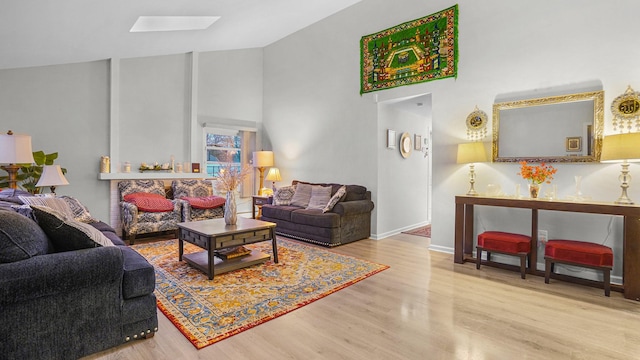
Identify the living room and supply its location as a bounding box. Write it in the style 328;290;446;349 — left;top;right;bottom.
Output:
2;0;640;359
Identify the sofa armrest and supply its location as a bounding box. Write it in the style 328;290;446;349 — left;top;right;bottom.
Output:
0;246;124;305
332;199;374;216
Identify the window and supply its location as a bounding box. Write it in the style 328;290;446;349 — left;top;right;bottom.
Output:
203;127;256;197
205;132;242;177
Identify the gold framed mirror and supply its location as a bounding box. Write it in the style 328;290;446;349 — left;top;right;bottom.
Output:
492;90;604;163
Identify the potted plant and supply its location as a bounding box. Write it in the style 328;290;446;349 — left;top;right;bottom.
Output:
0;151;67;194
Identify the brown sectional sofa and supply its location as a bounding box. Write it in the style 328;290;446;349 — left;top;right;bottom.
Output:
260;180;374;247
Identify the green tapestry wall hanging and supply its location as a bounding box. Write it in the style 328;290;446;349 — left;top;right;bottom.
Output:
360;4;458;94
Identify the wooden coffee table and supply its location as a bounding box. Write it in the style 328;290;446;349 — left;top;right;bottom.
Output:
177;217;278;280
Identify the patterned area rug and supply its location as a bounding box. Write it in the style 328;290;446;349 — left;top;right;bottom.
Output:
402;224;431;238
132;238;389;349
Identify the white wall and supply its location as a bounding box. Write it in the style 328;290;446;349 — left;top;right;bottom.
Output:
119;54;190;169
264;0;640;280
262;0;434;236
429;0;638;282
0;49;264;222
2;0;639;281
0;60;111;220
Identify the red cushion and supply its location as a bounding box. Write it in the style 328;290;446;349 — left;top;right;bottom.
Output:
123;192;174;212
478;231;531;254
181;195;225;209
545;240;613;267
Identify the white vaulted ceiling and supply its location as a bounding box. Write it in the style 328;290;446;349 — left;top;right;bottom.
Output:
0;0;361;70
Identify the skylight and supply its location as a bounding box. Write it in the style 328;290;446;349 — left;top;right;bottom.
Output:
130;16;221;32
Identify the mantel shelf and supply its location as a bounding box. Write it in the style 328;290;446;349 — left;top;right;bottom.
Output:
98;172;209;180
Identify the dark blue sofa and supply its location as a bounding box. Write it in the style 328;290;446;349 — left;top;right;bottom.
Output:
0;207;158;359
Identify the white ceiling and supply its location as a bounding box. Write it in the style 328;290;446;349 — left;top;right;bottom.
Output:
0;0;361;70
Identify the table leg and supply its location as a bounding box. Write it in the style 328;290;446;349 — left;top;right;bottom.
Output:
623;216;640;301
454;202;464;263
530;209;538;273
179;237;184;261
271;228;278;263
463;204;474;256
208;245;215;280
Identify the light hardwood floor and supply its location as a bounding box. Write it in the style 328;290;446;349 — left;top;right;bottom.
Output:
85;233;640;360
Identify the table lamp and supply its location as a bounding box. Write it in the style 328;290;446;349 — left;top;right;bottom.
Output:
457;142;488;196
36;165;69;195
252;151;274;196
600;132;640;204
265;167;282;191
0;130;35;189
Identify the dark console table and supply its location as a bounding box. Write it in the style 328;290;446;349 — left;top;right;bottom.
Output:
455;195;640;301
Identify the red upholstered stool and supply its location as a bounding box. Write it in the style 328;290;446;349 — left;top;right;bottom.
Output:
544;240;613;296
476;231;531;279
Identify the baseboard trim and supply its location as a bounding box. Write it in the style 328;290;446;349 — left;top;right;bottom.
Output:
373;221;431;240
428;244;454;254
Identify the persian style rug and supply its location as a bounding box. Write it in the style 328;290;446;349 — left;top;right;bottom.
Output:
402;225;431;238
132;238;389;349
360;5;458;94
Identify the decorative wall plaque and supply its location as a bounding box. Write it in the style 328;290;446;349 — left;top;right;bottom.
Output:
465;106;488;141
611;85;640;132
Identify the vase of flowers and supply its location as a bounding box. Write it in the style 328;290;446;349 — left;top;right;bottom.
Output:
216;162;251;225
518;161;557;199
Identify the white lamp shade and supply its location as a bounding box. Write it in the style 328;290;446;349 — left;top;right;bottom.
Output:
600;133;640;162
265;167;282;182
252;151;274;167
36;165;69;187
0;133;35;164
456;142;488;164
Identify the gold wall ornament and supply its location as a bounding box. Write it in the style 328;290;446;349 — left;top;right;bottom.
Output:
466;106;488;141
611;85;640;132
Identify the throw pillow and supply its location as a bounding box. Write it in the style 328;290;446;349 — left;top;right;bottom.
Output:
290;183;313;208
307;185;332;210
181;195;226;209
273;185;296;206
0;209;50;263
123;192;174;212
323;185;347;213
31;206;114;251
19;195;75;219
59;195;98;223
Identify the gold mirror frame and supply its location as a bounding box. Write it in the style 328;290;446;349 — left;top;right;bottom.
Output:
492;90;604;163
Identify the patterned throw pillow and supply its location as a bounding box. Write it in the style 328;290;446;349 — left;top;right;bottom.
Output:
290;183;313;207
273;185;296;206
19;195;75;219
123;192;174;212
181;195;225;209
31;206;114;251
307;186;332;210
323;185;347;213
59;195;97;223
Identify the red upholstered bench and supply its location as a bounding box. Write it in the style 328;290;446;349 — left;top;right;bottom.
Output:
544;240;613;296
476;231;531;279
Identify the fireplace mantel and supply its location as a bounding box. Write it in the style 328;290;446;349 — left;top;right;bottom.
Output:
98;172;208;180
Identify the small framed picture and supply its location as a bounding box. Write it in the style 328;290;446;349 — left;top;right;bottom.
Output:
387;129;396;149
414;134;422;150
566;136;582;152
